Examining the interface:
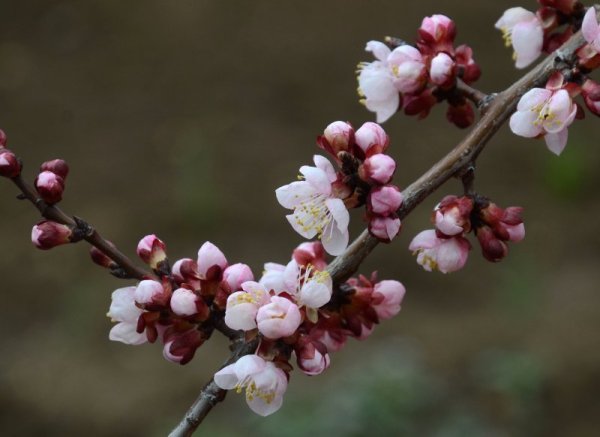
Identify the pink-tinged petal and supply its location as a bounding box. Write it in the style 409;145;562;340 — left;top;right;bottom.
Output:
282;260;300;292
245;363;287;416
225;299;259;331
435;211;463;236
582;7;600;46
300;274;332;308
544;90;573;133
509;110;543;138
109;322;147;345
257;296;302;339
108;286;140;322
392;60;427;93
495;7;535;29
321;221;349;256
512;21;543;68
388;45;422;64
359;62;396;101
436;237;470;273
240;281;270;305
372;280;406;320
233;354;266;380
506;223;526;242
223;263;254;291
325;198;349;231
299;165;332;195
259;263;287;294
275;181;316;209
366;94;400;124
287;211;319;239
197;241;227;278
384;216;401;240
430;53;455;85
408;229;439;251
365;40;391;62
170;288;198;316
214;363;239;390
517;88;551;111
544;128;568;155
313;155;337;183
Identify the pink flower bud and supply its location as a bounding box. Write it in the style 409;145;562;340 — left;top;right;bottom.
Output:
31;220;72;250
163;329;205;365
368;215;401;242
0;150;21;178
40;159;69;179
447;102;475;129
296;337;331;376
387;45;427;93
360;154;396;185
403;88;437;118
35;170;65;204
256;296;302;339
455;44;481;84
292;241;327;271
368;185;403;215
433;195;473;236
476;225;508;262
223;263;254;291
134;280;170;308
170;288;201;317
354;122;389;156
172;258;200;287
0;129;7;148
430;53;456;87
90;243;117;268
582;79;600;117
372;280;406;320
197;241;227;280
136;234;167;269
418;14;456;53
318;121;354;156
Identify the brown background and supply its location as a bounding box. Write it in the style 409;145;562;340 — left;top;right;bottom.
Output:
1;1;599;436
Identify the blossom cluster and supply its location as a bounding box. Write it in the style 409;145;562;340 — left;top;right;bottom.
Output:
357;14;481;126
277;121;403;255
410;195;525;273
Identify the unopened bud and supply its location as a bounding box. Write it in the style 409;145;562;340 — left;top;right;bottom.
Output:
354;122;389;156
295;336;331;376
368;215;401;242
31;220;72;250
136;234;167;270
0;149;21;178
318;121;354;156
172;258;201;288
430;52;456;87
90;244;117;268
197;241;228;280
0;129;7;148
292;241;327;270
222;263;254;291
170;288;201;317
35;170;65;204
368;185;403;215
476;225;508;262
360;153;396;185
447;102;475;129
40;159;69;179
582;80;600;117
418;14;456;53
134;279;170;308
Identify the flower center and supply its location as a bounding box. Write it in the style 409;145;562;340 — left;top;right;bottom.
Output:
294;194;333;238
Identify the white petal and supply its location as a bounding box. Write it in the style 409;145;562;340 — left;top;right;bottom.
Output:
365;94;400;124
109;322;147;345
225;300;258;331
287;212;319;239
299;166;332;195
544;129;568;155
214;363;239;390
325;198;349;231
517;88;551;111
313;155;337;183
108;287;141;323
300;278;332;308
359;63;396;102
582;7;599;45
365;40;390;62
512;21;543;69
275;181;316;209
509;110;543;138
321;221;349;256
234;355;266;380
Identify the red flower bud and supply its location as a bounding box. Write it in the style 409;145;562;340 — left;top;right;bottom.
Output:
136;234;167;269
476;225;508;262
31;220;72;250
447;101;475;129
0;129;7;148
35;170;65;204
90;245;117;268
40;159;69;179
0;149;21;178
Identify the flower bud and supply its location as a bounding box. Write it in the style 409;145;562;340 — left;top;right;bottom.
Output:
0;150;21;178
476;225;508;262
538;0;578;15
295;336;331;376
368;215;401;242
170;287;206;318
134;279;170;308
223;263;254;291
433;195;473;236
40;159;69;179
197;241;227;280
163;329;205;365
292;241;327;271
418;14;456;53
447;101;475;129
455;44;481;84
256;296;302;339
403;88;437;118
582;79;600;117
318;121;354;156
35;170;65;204
90;243;117;268
0;129;7;148
430;52;456;87
136;234;167;270
368;185;403;215
360;154;396;185
354;122;389;156
31;220;72;250
172;258;200;287
372;280;406;320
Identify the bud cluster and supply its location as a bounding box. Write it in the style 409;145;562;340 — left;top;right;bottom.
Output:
35;159;69;204
409;194;525;273
357;14;481;127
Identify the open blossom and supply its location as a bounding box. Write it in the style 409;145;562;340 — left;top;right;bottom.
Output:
276;155;349;256
434;195;473;236
387;45;427;94
509;86;577;155
225;281;270;331
107;287;147;345
283;260;333;310
495;7;543;69
409;229;470;273
214;355;288;416
256;296;302;339
357;41;399;123
583;7;600;52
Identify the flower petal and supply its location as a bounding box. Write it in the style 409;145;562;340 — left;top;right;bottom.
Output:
109;322;147;345
544;128;568;155
582;7;600;46
299;166;332;195
275;181;316;209
321;221;348;256
365;40;391;62
313;155;337;183
509;110;543;138
512;21;543;69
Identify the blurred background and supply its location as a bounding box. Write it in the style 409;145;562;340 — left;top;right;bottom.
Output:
0;1;599;436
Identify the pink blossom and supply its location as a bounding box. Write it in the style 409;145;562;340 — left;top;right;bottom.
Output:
136;234;167;269
368;215;401;242
276;155;349;256
354;122;389;155
387;45;427;93
225;281;270;331
583;7;600;52
107;286;147;345
283;260;333;310
256;296;302;339
360;154;396;185
197;241;228;280
372;280;406;320
429;53;456;86
509;87;577;155
357;41;400;123
409;229;470;273
223;263;254;291
170;288;200;316
495;7;543;69
295;337;331;376
368;185;403;215
31;220;72;250
434;195;473;236
214;355;288;416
